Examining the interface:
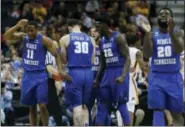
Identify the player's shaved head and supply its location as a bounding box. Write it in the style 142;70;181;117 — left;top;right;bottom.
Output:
158;7;173;18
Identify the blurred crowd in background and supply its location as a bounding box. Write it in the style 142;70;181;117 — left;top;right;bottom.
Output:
1;0;154;86
1;0;184;126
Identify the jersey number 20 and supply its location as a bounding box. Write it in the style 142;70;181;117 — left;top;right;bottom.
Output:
74;41;89;54
157;46;172;57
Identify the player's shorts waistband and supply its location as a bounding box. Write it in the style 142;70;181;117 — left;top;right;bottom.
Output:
23;69;47;74
151;70;180;73
106;66;123;69
67;66;92;69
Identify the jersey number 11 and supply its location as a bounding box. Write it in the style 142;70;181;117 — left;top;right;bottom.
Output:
27;49;34;59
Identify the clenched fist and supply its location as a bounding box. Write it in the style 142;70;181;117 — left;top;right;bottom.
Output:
16;19;28;28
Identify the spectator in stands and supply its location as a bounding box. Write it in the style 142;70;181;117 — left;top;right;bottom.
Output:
11;4;20;19
1;82;15;126
51;1;68;18
73;4;84;19
85;0;99;13
21;3;33;20
1;82;6;125
134;0;149;17
32;2;47;24
81;13;93;32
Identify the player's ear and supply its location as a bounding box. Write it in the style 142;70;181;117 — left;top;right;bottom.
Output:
68;26;72;32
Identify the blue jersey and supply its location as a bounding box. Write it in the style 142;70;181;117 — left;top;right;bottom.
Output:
151;31;181;72
67;32;93;68
22;34;47;71
100;31;124;67
92;47;100;73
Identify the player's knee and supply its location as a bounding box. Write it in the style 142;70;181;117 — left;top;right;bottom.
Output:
135;109;145;118
29;105;37;113
38;103;47;112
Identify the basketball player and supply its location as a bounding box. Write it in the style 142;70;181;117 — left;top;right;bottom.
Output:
4;19;71;126
141;7;184;125
59;19;96;126
94;17;131;126
125;23;146;125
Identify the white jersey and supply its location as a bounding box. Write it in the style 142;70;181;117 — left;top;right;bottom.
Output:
128;47;140;106
129;47;139;69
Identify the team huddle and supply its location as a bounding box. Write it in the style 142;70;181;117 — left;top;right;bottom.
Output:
3;7;184;126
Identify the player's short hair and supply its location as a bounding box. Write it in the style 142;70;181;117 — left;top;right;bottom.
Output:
67;19;82;27
158;7;173;17
27;21;38;28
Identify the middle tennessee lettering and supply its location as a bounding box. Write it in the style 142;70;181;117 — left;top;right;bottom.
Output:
154;58;176;65
103;43;112;49
24;59;39;65
26;43;37;49
157;38;171;45
106;57;119;63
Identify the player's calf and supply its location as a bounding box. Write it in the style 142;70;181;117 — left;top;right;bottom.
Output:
164;110;173;126
73;105;89;126
38;103;49;126
134;109;145;126
29;105;37;126
171;112;184;126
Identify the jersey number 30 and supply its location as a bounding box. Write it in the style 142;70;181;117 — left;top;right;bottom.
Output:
74;41;89;54
157;46;172;57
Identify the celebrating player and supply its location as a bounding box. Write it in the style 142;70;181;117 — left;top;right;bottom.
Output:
3;19;71;126
141;7;184;126
94;17;131;126
59;19;96;126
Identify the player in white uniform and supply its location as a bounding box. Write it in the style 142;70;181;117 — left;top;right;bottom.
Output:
124;24;146;125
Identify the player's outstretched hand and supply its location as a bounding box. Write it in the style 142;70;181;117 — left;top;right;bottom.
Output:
93;80;98;88
16;19;28;28
60;71;72;81
139;17;151;33
115;76;124;85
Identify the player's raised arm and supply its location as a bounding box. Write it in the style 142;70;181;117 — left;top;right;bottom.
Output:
42;36;72;81
4;19;28;43
59;34;70;64
140;19;153;59
168;18;184;54
115;34;131;84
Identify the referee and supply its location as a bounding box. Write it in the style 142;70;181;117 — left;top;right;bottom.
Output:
44;40;63;125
